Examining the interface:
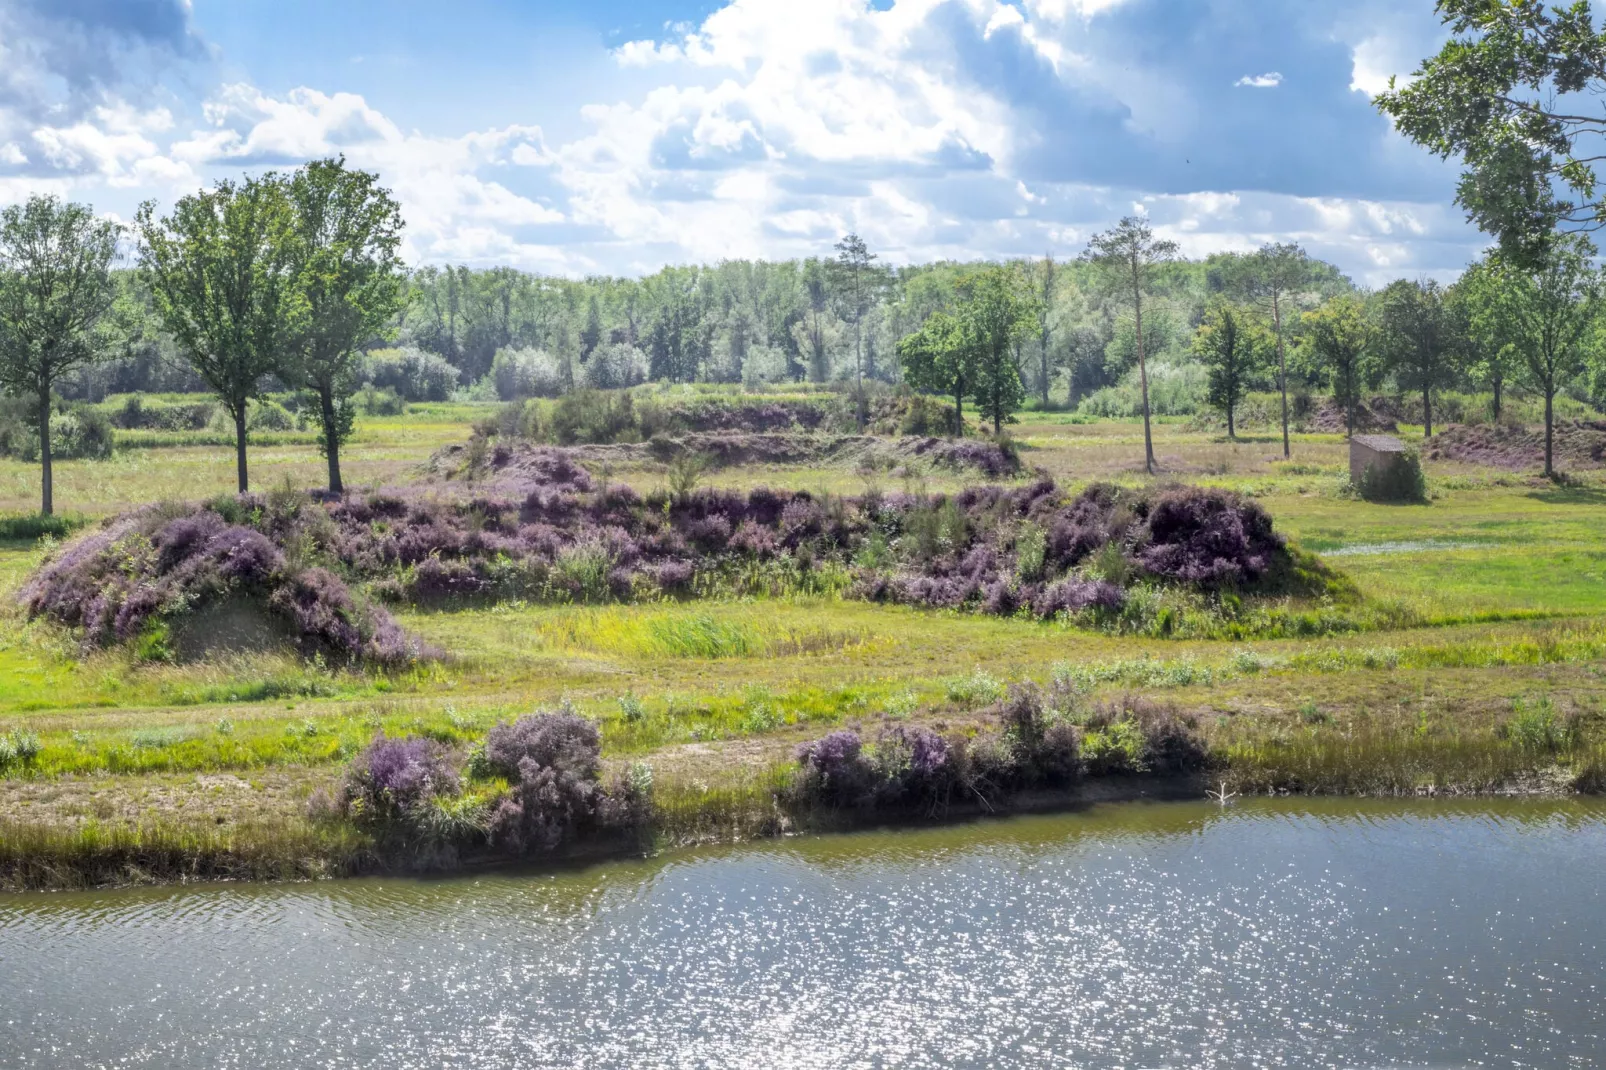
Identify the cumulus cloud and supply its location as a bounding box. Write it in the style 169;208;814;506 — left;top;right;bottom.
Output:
0;0;1480;282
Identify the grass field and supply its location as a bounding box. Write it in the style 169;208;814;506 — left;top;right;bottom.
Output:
3;392;1605;888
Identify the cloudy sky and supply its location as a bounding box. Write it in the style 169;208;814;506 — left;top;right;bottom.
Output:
0;0;1480;283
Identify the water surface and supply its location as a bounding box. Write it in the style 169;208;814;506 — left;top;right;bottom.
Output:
4;798;1606;1068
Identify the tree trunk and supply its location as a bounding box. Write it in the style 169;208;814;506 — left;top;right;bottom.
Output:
38;388;52;517
954;388;964;438
1039;340;1050;409
855;319;864;431
321;384;343;495
1544;385;1554;478
234;407;249;494
1226;399;1235;440
1491;375;1502;421
1274;293;1289;459
1135;287;1155;474
1422;387;1432;439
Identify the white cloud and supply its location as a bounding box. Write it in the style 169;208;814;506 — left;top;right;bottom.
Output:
0;0;1476;282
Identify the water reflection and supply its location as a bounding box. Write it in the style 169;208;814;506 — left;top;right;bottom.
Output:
4;798;1606;1067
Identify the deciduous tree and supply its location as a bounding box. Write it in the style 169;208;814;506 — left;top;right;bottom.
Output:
285;157;406;495
1191;298;1266;439
1244;242;1312;458
1298;294;1375;438
1375;279;1454;438
898;311;975;436
1084;216;1178;473
0;194;121;515
961;265;1035;435
137;174;304;493
1485;235;1602;476
1376;1;1606;265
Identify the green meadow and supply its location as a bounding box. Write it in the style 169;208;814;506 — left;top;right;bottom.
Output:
3;397;1606;887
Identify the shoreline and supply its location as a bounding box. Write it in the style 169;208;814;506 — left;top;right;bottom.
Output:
3;767;1599;894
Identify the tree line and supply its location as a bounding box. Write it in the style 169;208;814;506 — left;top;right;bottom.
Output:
2;131;1604;514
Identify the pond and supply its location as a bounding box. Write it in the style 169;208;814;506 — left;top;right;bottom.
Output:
4;798;1605;1068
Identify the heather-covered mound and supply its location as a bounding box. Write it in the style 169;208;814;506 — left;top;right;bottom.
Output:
23;493;428;665
23;451;1312;660
340;451;1301;625
435;431;1020;483
1428;421;1606;470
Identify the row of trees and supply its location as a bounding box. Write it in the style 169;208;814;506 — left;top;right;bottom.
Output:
0;158;404;512
893;220;1337;476
891;212;1603;480
1193;234;1600;477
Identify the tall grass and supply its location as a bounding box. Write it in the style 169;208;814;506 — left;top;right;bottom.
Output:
0;817;370;891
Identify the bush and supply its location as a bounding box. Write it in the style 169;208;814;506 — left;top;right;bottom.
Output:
339;735;460;832
482;709;642;852
248;399;297;432
111;395;216;431
548;389;640;445
0;512;89;541
357;386;407;416
23;496;427;666
1358;450;1427;503
491;347;566;400
582;343;649;391
364;346;460;402
0;398;115;461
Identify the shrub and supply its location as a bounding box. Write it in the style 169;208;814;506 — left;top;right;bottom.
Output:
1135;486;1282;586
357;386;406;416
248;398;297;432
491;347;565;400
339;735;460;831
1358;450;1427;503
483;709;601;782
795;730;874;805
548;389;639;445
582;343;649;391
24;497;426;666
1081;719;1148;774
0;729;41;772
364;346;460;402
483;709;626;852
1501;697;1574;753
0;399;115;461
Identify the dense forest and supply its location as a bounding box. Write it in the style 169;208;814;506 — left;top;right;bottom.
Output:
69;250;1360;411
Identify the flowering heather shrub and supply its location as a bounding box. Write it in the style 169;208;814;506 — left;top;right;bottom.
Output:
1134;486;1282;586
481;709;647;852
791;684;1199;811
795;730;874;805
484;710;601;782
23;500;425;666
341;735;460;828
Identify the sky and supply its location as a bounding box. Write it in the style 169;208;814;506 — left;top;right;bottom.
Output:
0;0;1482;284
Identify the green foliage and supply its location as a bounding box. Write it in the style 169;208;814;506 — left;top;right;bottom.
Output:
0;511;88;541
1296;294;1375;436
1192;299;1268;437
0;193;122;514
1375;2;1606;263
1501;697;1574;753
1374;279;1455;436
1080;719;1147;774
1358;450;1428;504
137;172;306;493
284;158;408;493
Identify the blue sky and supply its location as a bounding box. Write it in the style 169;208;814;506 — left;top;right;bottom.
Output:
0;0;1482;282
